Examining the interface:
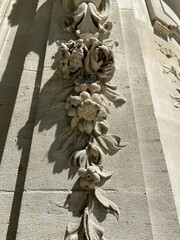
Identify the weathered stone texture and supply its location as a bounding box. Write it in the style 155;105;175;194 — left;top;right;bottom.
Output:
0;0;180;239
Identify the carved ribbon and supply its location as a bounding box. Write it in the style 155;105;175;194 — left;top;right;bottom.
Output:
59;1;126;239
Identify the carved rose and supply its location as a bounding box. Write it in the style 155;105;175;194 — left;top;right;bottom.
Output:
85;41;115;81
78;164;112;190
65;91;108;134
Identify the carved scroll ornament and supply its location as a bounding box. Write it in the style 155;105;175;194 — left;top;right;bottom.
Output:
58;1;126;239
62;0;112;39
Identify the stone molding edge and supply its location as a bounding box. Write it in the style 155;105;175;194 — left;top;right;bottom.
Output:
58;1;126;239
145;0;180;43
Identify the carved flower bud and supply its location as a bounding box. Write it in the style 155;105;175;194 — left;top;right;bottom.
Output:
69;149;87;167
65;91;108;135
78;166;101;190
87;143;102;165
78;164;113;190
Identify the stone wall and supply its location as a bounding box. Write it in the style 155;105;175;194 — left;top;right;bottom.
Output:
0;0;180;239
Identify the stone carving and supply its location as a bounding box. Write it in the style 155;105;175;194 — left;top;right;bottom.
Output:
58;1;126;239
62;0;112;39
156;42;180;81
170;88;180;108
162;62;180;81
155;41;180;109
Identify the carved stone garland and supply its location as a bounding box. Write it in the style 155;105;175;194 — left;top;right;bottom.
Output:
59;1;126;239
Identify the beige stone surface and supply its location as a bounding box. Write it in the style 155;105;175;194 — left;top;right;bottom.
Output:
0;193;14;240
134;0;180;227
0;0;180;239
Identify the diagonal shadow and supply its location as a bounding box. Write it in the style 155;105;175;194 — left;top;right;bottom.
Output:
33;68;89;177
5;0;54;238
0;0;38;164
0;0;55;164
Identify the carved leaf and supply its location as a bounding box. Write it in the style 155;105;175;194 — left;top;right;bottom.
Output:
69;149;87;167
95;134;126;154
174;102;180;108
177;88;180;94
170;88;180;108
65;218;82;240
91;163;113;179
84;207;105;240
95;188;120;219
94;120;109;136
86;218;105;240
101;84;126;106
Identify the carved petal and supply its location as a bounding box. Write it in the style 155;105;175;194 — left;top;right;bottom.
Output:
80;178;96;190
78;119;85;132
92;94;110;113
80;91;91;100
95;188;120;219
90;83;101;93
71;116;80;129
91;93;102;103
99;107;108;118
68;107;78;117
94;120;109;136
70;96;82;106
84;120;94;134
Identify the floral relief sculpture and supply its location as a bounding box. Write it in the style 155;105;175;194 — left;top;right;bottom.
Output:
59;1;126;239
170;88;180;108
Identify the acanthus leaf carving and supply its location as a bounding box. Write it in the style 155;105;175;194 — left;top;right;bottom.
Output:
65;193;108;240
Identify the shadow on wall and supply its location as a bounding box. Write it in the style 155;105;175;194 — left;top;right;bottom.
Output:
0;0;55;164
1;0;57;239
5;0;90;238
